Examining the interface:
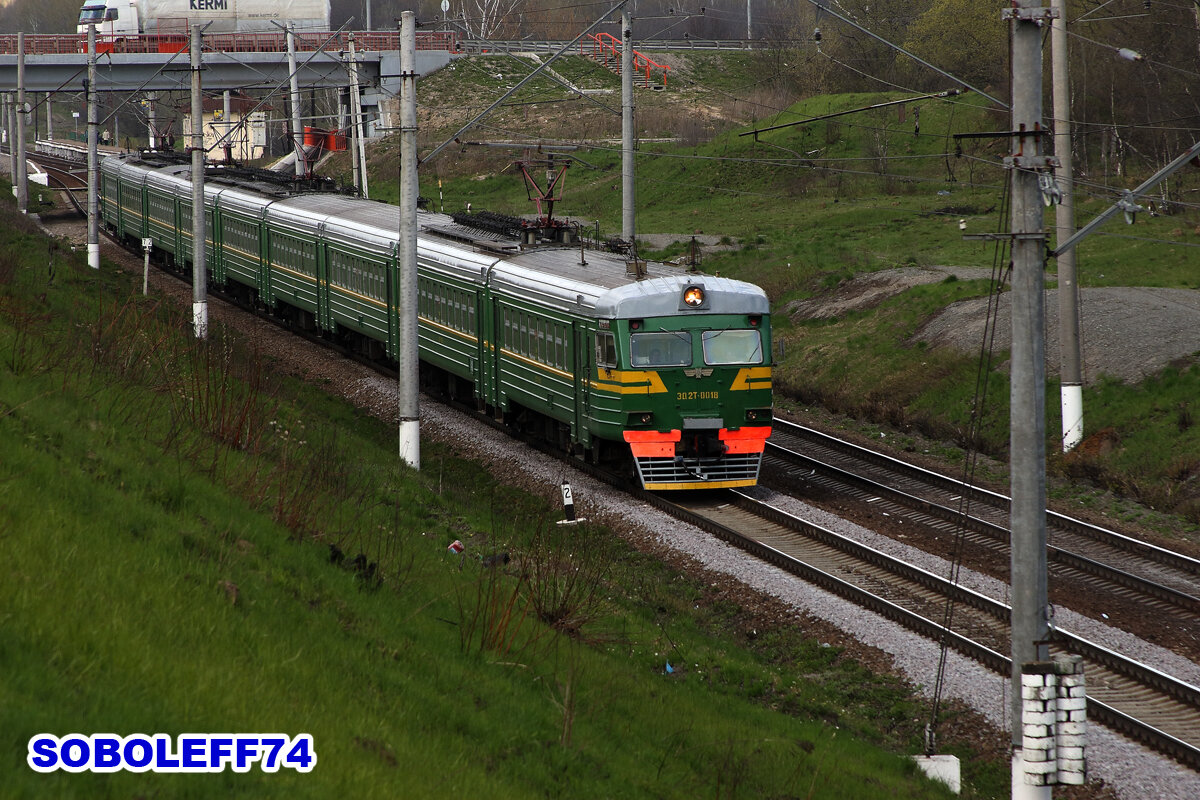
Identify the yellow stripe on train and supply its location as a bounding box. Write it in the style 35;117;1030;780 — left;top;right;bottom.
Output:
591;368;668;394
729;366;772;391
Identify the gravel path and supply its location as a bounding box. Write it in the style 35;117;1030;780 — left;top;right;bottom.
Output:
34;211;1200;797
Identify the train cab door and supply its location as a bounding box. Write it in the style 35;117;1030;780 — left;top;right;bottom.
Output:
386;246;398;360
315;225;331;331
473;289;488;409
488;297;504;415
573;322;589;446
257;207;271;302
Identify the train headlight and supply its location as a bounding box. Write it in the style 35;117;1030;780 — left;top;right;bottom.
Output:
682;286;705;307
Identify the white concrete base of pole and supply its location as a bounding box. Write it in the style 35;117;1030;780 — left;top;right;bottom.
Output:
1060;384;1083;452
192;301;208;340
1011;752;1053;800
399;419;420;469
911;755;960;794
88;242;100;270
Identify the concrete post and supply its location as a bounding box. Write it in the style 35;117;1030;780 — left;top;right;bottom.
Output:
16;32;27;214
1051;0;1083;452
1008;2;1051;797
223;89;232;161
147;91;157;149
349;34;368;199
190;24;208;339
397;12;420;469
87;25;100;270
287;24;305;178
621;10;635;244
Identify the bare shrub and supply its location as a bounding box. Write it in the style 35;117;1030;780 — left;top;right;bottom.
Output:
457;566;543;658
523;515;614;643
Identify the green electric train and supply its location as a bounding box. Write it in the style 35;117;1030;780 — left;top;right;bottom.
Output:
100;153;772;489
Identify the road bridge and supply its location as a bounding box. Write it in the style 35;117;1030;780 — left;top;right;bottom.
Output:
0;31;460;94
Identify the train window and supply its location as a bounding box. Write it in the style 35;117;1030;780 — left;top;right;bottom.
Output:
701;330;764;365
630;331;692;367
595;332;617;369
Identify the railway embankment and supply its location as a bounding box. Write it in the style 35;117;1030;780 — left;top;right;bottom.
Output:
2;189;994;798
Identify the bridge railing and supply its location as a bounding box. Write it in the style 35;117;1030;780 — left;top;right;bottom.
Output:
579;32;670;88
459;38;762;54
0;30;462;56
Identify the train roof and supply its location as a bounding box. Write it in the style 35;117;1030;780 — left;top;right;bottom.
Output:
106;154;770;319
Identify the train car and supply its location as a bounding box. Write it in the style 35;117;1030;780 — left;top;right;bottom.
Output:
99;153;773;489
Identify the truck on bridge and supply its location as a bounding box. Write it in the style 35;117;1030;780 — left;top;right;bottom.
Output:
77;0;331;37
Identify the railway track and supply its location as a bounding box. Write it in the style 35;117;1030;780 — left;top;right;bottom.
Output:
8;147;90;214
70;182;1200;775
643;488;1200;772
763;419;1200;659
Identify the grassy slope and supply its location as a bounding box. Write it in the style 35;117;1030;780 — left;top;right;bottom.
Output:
346;53;1200;530
0;199;974;797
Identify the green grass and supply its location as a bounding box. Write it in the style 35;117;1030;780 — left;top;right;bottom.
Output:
0;198;984;796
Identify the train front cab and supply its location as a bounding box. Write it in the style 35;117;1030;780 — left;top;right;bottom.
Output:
593;277;772;490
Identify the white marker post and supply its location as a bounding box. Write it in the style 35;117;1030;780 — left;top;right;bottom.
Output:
556;481;585;525
141;237;152;295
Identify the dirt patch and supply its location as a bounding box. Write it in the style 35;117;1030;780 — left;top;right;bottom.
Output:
786;266;995;320
789;266;1200;385
917;285;1200;385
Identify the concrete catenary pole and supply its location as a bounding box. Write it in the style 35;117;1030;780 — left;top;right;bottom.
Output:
348;35;369;199
5;95;13;176
1051;0;1083;452
287;24;305;178
223;89;232;161
397;11;420;469
46;92;53;141
190;24;208;339
1008;2;1050;798
346;36;360;193
87;25;100;270
147;91;157;149
621;9;635;244
17;32;27;214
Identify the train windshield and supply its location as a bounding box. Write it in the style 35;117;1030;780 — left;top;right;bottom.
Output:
702;329;763;365
630;331;692;367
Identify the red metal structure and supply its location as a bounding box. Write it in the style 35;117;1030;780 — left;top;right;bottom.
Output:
580;32;669;88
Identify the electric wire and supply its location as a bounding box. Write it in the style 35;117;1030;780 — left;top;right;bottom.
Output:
927;176;1013;749
1064;26;1200;81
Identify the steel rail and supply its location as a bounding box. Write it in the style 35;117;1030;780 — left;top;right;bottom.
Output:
646;488;1200;771
764;437;1200;615
771;417;1200;577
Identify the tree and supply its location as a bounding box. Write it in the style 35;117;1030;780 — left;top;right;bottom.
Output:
901;0;1006;91
0;0;87;34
